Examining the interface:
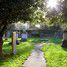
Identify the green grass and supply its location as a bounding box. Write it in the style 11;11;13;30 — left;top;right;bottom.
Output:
42;43;67;67
0;38;34;67
1;37;66;67
49;38;62;43
28;37;49;43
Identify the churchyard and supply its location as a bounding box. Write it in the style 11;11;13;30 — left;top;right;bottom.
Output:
0;35;67;67
0;0;67;67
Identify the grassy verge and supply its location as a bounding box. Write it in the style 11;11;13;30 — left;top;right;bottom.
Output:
42;43;67;67
0;38;34;67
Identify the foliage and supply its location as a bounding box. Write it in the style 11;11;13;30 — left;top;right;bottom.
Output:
61;0;67;22
0;0;67;33
30;9;46;25
0;0;44;34
44;0;67;29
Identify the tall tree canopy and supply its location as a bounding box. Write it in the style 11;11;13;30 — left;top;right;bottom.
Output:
0;0;32;33
0;0;45;33
43;0;67;29
0;0;44;55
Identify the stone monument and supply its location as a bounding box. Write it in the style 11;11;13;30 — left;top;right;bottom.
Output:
12;32;16;54
62;30;67;47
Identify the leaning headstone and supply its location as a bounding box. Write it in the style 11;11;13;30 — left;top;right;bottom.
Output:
62;30;67;47
12;32;16;54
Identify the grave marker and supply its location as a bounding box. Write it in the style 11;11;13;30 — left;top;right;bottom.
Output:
62;30;67;47
12;32;16;54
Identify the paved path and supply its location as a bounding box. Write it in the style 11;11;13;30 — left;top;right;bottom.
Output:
22;44;46;67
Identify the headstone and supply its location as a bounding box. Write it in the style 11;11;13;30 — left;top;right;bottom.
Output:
16;33;18;40
7;31;10;38
3;34;5;39
16;33;20;45
12;32;16;54
21;32;27;41
5;32;8;40
63;32;67;40
62;30;67;47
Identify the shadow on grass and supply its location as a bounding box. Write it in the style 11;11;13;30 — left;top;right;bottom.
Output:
28;37;49;44
49;38;62;44
29;38;62;45
0;53;14;66
62;47;67;51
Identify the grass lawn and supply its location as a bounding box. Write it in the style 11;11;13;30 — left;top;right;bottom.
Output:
42;39;67;67
0;38;34;67
0;37;67;67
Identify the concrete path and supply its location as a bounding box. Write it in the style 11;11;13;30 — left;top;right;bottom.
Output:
22;44;46;67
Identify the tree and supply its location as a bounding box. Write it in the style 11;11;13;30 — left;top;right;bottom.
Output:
45;0;67;47
0;0;44;55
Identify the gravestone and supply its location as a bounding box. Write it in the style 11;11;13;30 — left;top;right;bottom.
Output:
16;33;20;45
12;32;16;54
5;32;8;40
16;33;18;40
62;30;67;47
21;32;27;42
7;31;10;38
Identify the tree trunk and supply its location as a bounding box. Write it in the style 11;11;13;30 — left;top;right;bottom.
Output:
0;34;3;56
0;25;7;56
